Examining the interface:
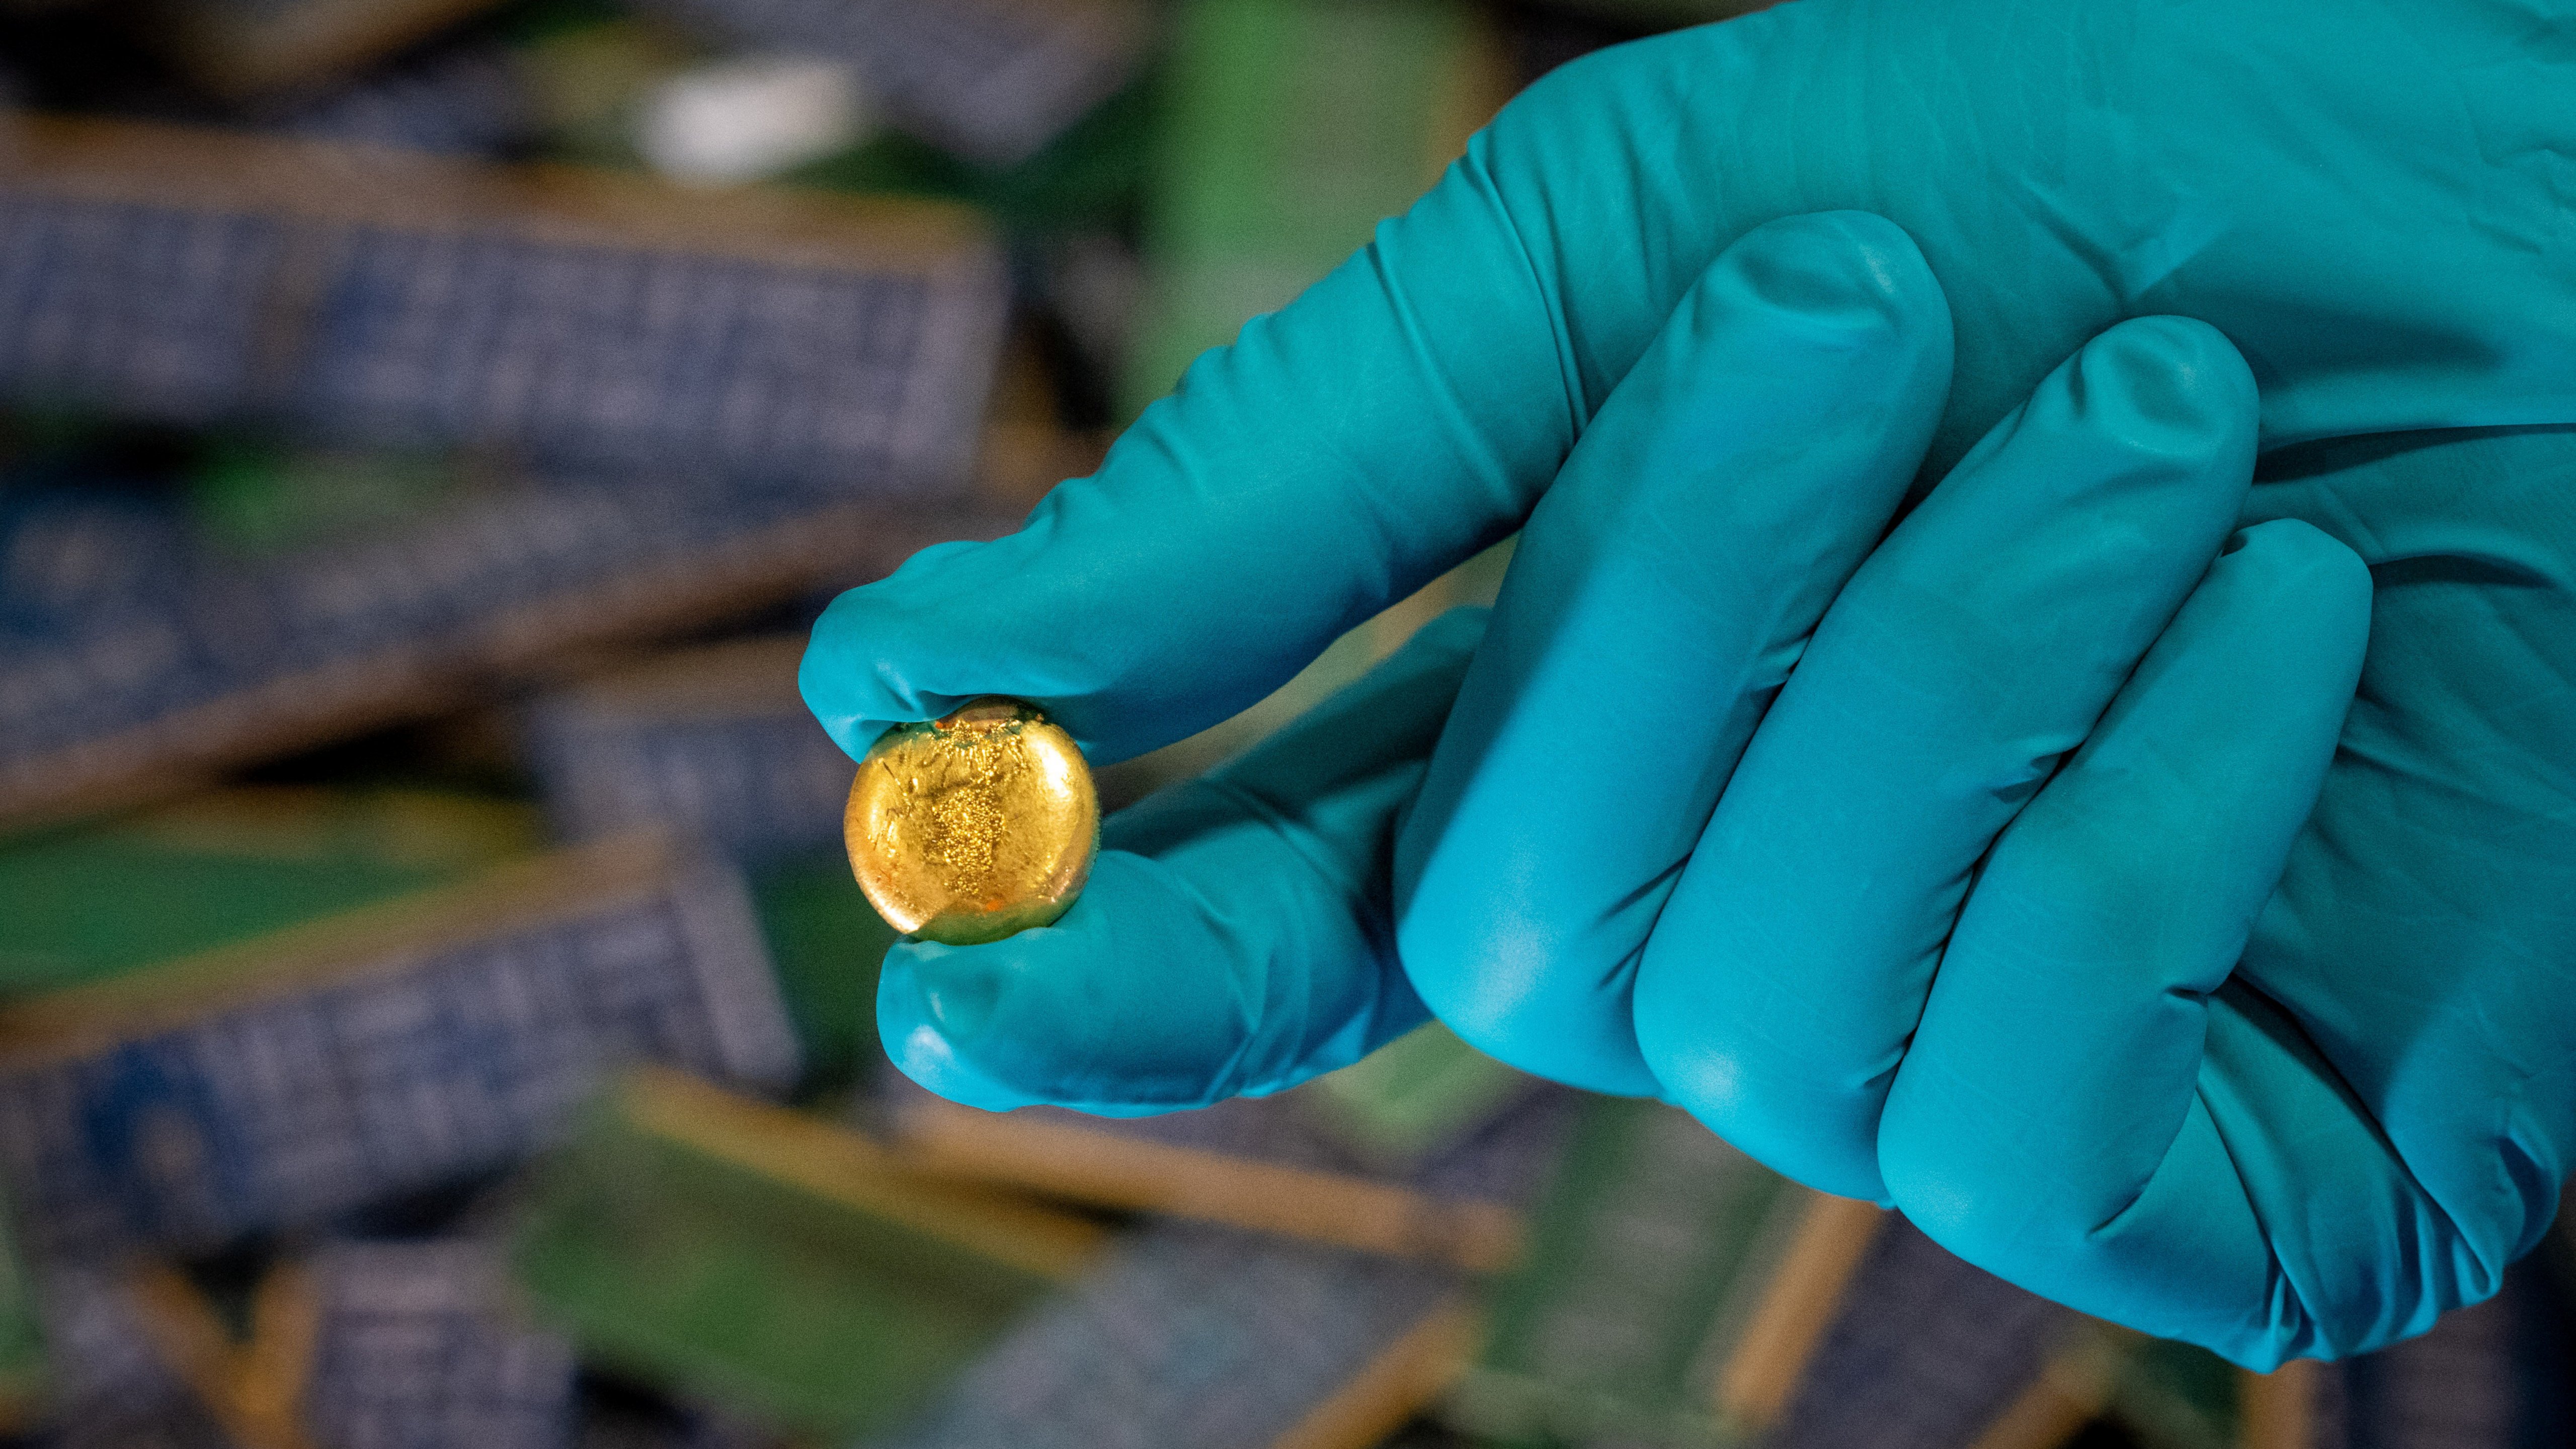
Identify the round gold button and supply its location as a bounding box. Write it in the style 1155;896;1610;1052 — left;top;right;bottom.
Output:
843;697;1098;946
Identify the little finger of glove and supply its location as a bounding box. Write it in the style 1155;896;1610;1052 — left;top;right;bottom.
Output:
1395;211;1953;1096
1876;520;2379;1367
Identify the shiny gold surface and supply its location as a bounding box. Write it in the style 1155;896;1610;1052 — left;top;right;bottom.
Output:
844;698;1098;946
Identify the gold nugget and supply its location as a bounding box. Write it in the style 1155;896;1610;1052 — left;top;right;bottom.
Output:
844;697;1098;946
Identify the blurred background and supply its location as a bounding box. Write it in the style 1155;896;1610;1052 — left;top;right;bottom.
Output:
0;0;2567;1445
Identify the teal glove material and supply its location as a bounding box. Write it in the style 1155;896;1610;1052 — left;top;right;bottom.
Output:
1619;316;2263;1181
874;210;1929;1115
1873;517;2373;1360
1426;309;2255;1105
1395;213;1954;1095
876;608;1474;1117
805;0;2576;1369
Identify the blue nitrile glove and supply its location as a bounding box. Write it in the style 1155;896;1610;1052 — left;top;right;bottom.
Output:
805;0;2576;1366
868;211;1952;1114
871;604;1475;1117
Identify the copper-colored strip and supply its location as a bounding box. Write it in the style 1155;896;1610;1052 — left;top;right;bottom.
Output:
551;636;812;718
620;1067;1108;1281
0;833;685;1063
234;1263;324;1447
2237;1359;2317;1449
124;1266;318;1449
0;501;993;833
162;0;509;97
893;1095;1525;1272
0;117;993;271
1267;1298;1482;1449
1713;1192;1888;1427
1962;1348;2117;1449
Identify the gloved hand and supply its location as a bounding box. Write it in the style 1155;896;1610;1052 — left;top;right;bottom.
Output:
803;0;2576;1367
862;212;1952;1118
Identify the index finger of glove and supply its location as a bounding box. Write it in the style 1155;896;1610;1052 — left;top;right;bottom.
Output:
1395;211;1953;1096
801;138;1586;768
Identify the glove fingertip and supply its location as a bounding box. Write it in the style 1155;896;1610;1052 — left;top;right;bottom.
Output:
1700;211;1952;364
876;943;1045;1113
2222;517;2374;666
2073;315;2260;470
800;534;1053;759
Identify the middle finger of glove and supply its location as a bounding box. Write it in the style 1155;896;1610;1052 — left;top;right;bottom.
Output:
1395;211;1954;1096
1633;315;2258;1201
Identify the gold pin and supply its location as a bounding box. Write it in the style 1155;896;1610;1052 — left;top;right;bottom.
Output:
844;697;1098;946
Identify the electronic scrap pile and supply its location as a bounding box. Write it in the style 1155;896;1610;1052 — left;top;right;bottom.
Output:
0;0;2569;1445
